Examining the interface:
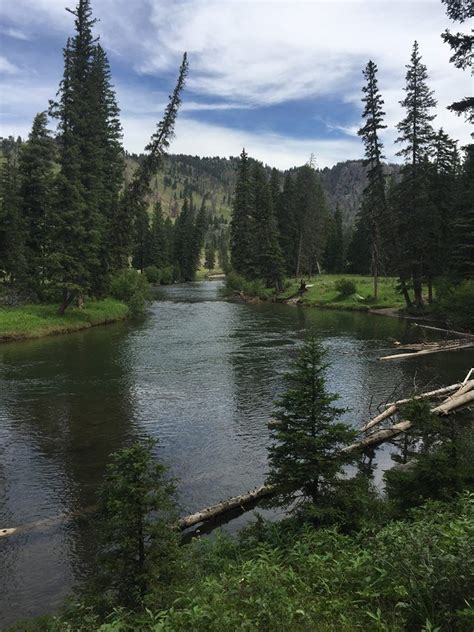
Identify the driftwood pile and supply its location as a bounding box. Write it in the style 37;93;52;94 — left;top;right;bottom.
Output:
379;339;474;361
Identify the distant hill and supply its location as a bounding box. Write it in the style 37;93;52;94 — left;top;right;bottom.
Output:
126;153;401;227
2;136;400;227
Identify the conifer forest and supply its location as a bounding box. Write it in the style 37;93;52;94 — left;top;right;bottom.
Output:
0;0;473;630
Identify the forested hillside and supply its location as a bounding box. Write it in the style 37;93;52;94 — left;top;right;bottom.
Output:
2;136;396;227
124;152;400;227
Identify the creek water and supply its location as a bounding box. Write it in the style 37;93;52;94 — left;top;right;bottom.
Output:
1;281;472;626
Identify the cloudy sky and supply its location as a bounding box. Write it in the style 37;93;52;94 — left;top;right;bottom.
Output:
0;0;471;168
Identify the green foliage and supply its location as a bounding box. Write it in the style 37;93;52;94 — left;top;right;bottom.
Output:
159;266;174;285
224;271;274;300
435;280;474;331
81;440;180;617
144;265;161;284
385;398;474;515
110;269;149;316
86;494;474;632
266;337;356;509
334;278;357;296
0;298;128;341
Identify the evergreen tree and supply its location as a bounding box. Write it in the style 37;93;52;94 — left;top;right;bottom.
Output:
277;172;298;275
0;139;25;285
18;112;57;295
441;0;474;124
118;53;188;273
230;149;254;278
266;337;355;508
90;440;179;614
49;0;114;311
324;207;344;273
204;242;216;270
89;43;124;287
192;200;207;273
426;129;459;295
357;60;387;299
294;164;329;277
251;162;284;289
394;41;437;308
451;145;474;278
146;202;169;268
174;199;196;281
132;201;150;272
346;215;371;275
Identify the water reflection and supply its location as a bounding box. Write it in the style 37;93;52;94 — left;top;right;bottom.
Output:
0;282;472;626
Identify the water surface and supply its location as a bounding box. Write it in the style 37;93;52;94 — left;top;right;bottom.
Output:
1;281;472;626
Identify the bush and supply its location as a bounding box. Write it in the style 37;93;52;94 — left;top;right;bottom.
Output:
436;279;474;331
144;266;161;284
334;278;357;297
110;269;149;316
159;266;174;285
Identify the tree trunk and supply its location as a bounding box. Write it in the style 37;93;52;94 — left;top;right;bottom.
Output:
399;277;412;308
59;290;76;315
412;267;423;308
295;233;303;278
428;277;433;304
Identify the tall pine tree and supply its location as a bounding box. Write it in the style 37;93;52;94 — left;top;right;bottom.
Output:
230;149;254;278
393;41;437;308
19;112;57;296
357;60;387;299
251;162;284;290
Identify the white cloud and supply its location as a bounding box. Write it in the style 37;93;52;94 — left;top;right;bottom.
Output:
122;114;362;169
1;0;471;165
0;26;29;40
0;56;19;75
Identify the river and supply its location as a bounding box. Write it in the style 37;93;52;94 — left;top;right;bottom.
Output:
1;281;472;626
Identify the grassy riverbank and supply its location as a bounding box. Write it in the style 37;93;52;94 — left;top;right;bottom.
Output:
226;273;405;312
0;298;129;342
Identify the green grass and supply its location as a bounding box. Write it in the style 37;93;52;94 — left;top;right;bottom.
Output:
0;298;129;342
280;274;404;311
195;266;225;281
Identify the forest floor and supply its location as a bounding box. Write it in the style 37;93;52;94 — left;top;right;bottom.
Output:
0;298;129;342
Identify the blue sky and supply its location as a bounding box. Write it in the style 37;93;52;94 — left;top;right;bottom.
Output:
0;0;471;168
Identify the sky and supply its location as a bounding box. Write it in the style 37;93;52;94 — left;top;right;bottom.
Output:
0;0;471;169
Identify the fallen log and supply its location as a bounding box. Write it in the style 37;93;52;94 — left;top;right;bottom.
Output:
384;383;462;408
361;404;398;432
177;485;275;531
412;323;474;338
431;389;474;415
390;340;460;352
379;341;474;360
345;420;412;453
362;381;473;433
178;421;416;531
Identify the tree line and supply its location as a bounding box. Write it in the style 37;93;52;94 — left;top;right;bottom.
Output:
0;0;189;313
230;152;331;289
229;0;472;307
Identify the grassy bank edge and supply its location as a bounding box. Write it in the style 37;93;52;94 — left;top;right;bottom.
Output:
0;298;130;342
226;274;406;313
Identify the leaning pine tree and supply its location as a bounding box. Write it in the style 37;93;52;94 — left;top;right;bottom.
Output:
266;337;356;511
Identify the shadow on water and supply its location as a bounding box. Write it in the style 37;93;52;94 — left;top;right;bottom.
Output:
1;280;473;626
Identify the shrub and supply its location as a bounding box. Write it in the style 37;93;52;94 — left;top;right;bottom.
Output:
110;269;149;316
144;266;161;284
159;266;174;285
436;279;474;331
224;271;246;294
334;278;357;297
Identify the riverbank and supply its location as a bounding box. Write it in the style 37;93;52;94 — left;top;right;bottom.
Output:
0;298;129;342
227;274;405;312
